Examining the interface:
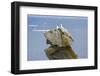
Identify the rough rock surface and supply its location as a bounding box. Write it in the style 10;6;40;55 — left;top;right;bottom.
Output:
45;45;77;59
44;25;78;59
44;25;73;47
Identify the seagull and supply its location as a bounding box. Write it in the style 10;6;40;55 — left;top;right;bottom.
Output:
56;26;59;29
60;24;68;33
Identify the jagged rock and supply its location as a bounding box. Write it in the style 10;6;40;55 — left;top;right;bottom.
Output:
45;45;77;59
44;25;73;47
44;25;78;59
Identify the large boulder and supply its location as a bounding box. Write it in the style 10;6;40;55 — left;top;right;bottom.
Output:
45;45;77;59
44;25;78;59
44;25;73;47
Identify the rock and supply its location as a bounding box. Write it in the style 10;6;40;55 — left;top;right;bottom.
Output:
44;25;73;47
45;45;77;59
44;29;62;47
44;25;78;59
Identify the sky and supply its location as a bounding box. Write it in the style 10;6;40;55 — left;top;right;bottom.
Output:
27;15;88;61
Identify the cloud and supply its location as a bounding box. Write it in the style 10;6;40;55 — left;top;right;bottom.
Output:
29;25;38;27
32;30;49;32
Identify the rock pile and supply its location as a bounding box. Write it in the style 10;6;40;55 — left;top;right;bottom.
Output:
44;25;78;59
